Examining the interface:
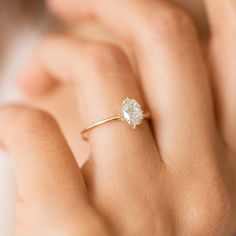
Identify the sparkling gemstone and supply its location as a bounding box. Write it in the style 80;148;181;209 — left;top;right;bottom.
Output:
120;98;143;128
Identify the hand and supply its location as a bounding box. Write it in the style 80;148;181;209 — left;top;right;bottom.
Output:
2;0;235;235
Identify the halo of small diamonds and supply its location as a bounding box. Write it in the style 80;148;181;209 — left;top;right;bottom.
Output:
120;98;144;129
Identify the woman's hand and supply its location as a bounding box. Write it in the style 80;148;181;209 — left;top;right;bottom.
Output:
2;0;236;235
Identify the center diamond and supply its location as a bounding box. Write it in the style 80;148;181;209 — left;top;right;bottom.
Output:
120;98;144;129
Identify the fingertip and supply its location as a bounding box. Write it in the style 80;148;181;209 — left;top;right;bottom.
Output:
46;0;91;21
18;74;57;97
18;59;57;97
47;0;75;19
46;0;62;13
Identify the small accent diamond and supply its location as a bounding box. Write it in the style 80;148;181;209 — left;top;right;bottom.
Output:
120;98;144;128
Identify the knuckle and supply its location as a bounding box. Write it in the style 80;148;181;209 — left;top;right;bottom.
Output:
144;4;196;41
3;105;57;139
0;105;59;145
187;181;230;234
85;43;129;75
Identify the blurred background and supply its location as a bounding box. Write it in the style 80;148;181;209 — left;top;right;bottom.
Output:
0;2;49;235
0;0;207;235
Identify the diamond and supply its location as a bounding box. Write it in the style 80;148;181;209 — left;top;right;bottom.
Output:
120;98;144;128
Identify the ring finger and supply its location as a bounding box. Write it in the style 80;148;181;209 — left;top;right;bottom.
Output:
19;36;160;200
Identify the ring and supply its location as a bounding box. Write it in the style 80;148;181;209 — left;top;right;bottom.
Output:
81;98;150;140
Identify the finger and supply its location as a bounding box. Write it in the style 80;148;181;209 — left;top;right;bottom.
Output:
204;0;236;150
48;0;217;167
19;36;160;194
0;105;94;221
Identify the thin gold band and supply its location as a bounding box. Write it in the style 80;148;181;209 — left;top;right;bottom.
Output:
81;112;150;140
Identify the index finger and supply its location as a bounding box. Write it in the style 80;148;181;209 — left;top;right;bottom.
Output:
0;105;110;235
0;105;88;205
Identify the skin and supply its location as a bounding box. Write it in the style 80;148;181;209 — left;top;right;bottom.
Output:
0;0;236;235
170;0;208;34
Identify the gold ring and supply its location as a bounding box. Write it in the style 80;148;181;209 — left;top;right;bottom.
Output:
81;98;150;140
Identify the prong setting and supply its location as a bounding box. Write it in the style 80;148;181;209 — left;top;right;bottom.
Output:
120;98;144;128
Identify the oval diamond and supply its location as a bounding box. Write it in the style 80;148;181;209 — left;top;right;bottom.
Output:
120;98;143;128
